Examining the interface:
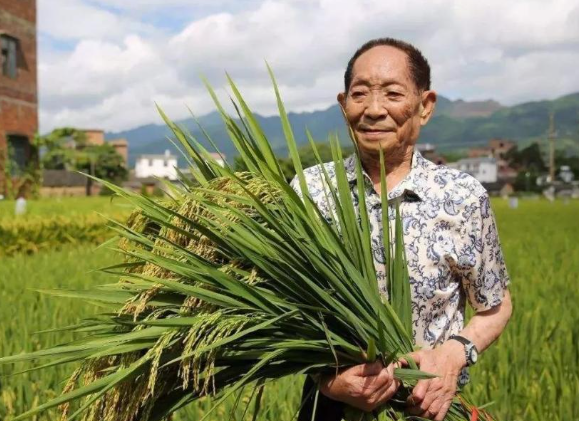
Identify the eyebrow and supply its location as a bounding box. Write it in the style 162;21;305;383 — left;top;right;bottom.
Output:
350;78;408;89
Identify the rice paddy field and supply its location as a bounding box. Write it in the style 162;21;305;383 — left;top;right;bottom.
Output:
0;197;578;420
0;196;132;220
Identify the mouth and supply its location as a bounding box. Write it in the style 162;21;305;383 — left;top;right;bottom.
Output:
358;128;394;137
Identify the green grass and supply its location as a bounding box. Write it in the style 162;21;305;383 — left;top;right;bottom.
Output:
468;199;579;420
0;245;119;420
1;199;578;420
0;196;133;221
0;196;135;257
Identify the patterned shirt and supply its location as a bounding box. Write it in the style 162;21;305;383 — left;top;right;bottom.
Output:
290;149;510;353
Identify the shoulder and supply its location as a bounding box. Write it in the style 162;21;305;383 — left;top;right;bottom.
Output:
420;156;488;202
289;161;339;218
414;156;491;222
290;161;338;196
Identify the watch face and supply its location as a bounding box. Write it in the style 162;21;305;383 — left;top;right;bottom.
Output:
468;345;478;364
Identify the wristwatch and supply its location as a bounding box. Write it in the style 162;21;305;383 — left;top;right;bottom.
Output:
448;335;478;367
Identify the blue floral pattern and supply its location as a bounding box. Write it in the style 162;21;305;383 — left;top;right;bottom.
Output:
290;149;510;356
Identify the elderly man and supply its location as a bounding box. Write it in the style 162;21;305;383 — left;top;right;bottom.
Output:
295;38;512;421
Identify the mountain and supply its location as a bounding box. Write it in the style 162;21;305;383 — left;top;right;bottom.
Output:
421;92;579;149
435;97;503;119
106;93;579;167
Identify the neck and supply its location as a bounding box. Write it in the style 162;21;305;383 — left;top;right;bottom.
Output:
360;145;414;195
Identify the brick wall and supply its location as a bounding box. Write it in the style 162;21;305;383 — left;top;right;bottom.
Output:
0;0;38;196
109;138;128;167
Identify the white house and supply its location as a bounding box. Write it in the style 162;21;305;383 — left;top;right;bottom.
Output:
208;152;226;167
135;150;178;180
447;157;498;183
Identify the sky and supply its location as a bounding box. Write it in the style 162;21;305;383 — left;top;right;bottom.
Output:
37;0;579;134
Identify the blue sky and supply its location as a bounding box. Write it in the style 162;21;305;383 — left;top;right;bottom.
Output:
37;0;579;133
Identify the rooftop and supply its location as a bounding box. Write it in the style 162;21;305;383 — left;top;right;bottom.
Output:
453;157;497;164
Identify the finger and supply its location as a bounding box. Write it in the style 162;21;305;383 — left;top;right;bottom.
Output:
434;400;453;421
420;409;434;420
426;396;445;419
417;381;440;414
402;351;422;368
376;364;395;386
360;365;394;394
376;378;400;405
386;362;395;379
360;361;384;377
409;379;429;404
346;361;382;378
362;376;398;411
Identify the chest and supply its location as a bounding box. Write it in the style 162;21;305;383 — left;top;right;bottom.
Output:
365;197;468;283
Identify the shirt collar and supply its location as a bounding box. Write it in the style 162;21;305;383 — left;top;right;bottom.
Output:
343;148;431;202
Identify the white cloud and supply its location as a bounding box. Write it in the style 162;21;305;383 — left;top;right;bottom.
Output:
38;0;579;133
38;0;158;42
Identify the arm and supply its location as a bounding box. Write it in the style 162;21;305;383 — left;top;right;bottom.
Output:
407;290;512;421
458;288;512;353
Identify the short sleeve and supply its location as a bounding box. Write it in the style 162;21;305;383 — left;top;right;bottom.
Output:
459;192;510;312
289;175;301;196
289;169;335;223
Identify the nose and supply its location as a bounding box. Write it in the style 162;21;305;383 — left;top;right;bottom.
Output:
364;92;388;120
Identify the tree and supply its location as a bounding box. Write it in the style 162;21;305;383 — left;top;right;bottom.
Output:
37;128;128;195
234;142;354;182
38;128;87;170
554;150;579;179
76;144;127;183
505;143;546;172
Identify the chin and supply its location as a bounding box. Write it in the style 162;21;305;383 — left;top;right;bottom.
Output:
356;133;399;154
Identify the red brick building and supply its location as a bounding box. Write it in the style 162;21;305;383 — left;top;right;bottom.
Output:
0;0;37;196
467;139;517;181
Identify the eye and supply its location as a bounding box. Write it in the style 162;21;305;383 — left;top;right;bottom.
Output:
386;91;403;99
350;90;366;99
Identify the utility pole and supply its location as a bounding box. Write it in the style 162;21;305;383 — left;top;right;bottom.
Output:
548;112;556;184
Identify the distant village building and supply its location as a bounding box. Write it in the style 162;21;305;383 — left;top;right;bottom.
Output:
467;138;517;181
125;152;227;195
416;143;446;165
559;166;574;184
448;157;498;183
207;152;226;167
0;0;38;196
41;169;98;197
80;129;129;168
468;138;516;160
84;129;105;146
108;138;128;167
135;150;178;180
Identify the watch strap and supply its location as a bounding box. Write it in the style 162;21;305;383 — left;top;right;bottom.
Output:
448;335;471;346
449;335;478;366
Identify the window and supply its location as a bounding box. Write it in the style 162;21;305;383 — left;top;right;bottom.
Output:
7;135;29;176
1;35;18;79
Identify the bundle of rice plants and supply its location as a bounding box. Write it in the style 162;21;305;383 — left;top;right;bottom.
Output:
0;68;493;421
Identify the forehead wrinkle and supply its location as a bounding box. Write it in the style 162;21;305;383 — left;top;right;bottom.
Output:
349;75;409;92
351;54;413;90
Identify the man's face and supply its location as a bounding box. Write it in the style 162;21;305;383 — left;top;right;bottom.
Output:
338;46;435;158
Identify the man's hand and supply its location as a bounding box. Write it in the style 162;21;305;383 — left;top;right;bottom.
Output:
319;361;400;412
406;340;466;420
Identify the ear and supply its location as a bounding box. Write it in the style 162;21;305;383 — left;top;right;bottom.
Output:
337;92;346;109
419;90;437;126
